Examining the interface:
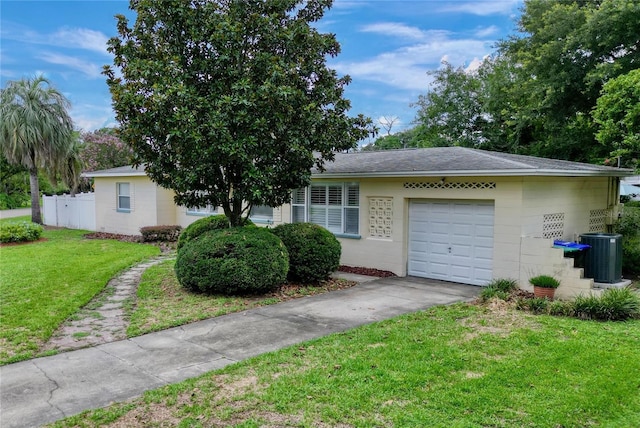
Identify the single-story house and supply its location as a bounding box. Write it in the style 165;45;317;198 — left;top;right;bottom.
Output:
84;147;634;298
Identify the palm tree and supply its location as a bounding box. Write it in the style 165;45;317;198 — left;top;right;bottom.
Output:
0;75;74;224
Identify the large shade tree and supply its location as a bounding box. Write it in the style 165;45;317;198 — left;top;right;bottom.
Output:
593;69;640;171
405;0;639;163
0;75;74;223
105;0;373;226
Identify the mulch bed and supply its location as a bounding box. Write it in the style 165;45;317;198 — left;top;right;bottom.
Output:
0;238;48;247
337;265;397;278
84;232;142;243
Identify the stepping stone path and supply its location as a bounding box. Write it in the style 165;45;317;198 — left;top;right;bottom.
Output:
43;254;174;352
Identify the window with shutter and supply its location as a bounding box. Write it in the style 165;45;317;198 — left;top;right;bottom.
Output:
291;183;359;235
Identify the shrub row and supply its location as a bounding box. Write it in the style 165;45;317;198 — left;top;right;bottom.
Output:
482;277;640;321
479;278;518;302
177;214;255;250
0;221;44;244
175;217;342;295
140;225;182;242
175;226;288;295
271;222;341;283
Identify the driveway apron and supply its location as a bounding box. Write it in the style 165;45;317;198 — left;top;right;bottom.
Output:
0;276;479;428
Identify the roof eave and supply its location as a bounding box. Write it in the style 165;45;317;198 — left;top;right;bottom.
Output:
82;171;147;178
312;168;635;179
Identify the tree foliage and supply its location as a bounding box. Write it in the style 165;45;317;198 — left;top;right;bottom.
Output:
0;75;75;223
406;0;639;164
593;69;640;171
0;155;30;209
413;62;487;148
105;0;373;226
80;128;133;172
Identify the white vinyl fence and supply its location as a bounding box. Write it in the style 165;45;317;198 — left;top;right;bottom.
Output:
42;192;96;231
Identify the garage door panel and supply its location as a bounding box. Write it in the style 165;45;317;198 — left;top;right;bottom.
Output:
475;224;494;237
408;200;494;285
452;224;472;236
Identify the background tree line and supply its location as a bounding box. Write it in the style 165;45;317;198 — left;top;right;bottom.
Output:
365;0;639;171
0;126;132;207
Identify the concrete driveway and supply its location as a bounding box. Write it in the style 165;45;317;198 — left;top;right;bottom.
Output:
0;276;479;427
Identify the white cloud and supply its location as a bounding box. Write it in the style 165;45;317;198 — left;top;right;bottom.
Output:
1;22;110;55
39;52;103;79
361;22;427;40
360;23;453;43
333;38;491;91
464;57;485;72
52;28;110;54
71;104;116;131
438;0;520;16
475;25;499;38
438;0;521;16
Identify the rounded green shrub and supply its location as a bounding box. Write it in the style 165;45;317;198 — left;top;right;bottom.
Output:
177;214;253;250
271;222;341;283
174;227;288;295
0;221;44;244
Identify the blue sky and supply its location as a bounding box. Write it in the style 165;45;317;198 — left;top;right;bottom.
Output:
1;0;522;139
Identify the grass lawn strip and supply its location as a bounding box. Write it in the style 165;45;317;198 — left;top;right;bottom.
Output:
0;226;159;364
126;259;357;337
50;303;640;427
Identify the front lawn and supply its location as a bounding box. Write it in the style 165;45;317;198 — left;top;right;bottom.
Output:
127;259;356;337
51;303;640;427
0;224;159;364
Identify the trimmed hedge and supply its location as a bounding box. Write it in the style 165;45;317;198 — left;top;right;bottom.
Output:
175;227;288;295
140;225;182;242
271;222;341;283
177;214;254;250
0;221;44;244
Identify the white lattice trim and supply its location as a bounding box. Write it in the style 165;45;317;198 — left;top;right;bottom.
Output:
543;212;565;239
368;197;393;239
403;181;496;190
589;209;608;232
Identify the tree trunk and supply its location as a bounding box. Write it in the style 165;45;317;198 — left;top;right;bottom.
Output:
29;167;42;224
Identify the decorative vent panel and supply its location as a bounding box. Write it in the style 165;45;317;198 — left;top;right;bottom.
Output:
589;209;607;232
542;213;565;239
369;197;393;239
403;181;496;190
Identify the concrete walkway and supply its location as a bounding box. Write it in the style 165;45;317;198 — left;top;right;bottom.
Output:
43;255;175;352
0;277;479;428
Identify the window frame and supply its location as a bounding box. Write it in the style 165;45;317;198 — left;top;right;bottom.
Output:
249;205;274;224
116;182;131;212
186;204;218;216
291;182;360;238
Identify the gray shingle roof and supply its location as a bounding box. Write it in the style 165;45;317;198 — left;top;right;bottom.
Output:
83;147;633;178
314;147;633;178
82;165;145;177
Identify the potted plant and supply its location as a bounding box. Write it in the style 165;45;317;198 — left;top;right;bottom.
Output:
529;275;560;300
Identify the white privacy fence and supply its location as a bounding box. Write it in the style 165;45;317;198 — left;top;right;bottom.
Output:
42;193;96;231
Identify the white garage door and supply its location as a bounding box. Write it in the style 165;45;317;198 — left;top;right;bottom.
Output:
408;200;494;286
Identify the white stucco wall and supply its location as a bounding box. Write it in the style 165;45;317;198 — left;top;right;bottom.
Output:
94;173;617;295
275;175;615;294
94;176;163;235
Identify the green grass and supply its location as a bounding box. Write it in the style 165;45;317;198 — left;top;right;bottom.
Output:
51;304;640;428
0;225;160;364
127;260;355;337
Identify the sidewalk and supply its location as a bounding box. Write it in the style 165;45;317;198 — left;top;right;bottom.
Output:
0;277;479;427
0;207;32;220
